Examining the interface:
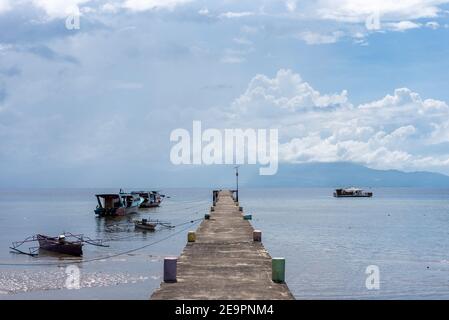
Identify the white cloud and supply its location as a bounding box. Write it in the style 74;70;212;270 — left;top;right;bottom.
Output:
219;11;255;19
315;0;448;23
233;37;253;45
198;7;209;16
0;0;12;13
122;0;193;11
230;69;449;172
31;0;89;18
297;31;344;45
101;3;121;13
220;48;252;64
426;21;440;29
385;20;421;31
285;0;297;12
241;25;259;34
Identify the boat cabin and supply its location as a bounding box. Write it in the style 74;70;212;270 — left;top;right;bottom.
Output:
95;192;142;216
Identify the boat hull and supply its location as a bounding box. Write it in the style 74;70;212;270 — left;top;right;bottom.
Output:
95;205;140;217
139;202;160;208
134;222;156;231
334;194;373;198
37;235;83;256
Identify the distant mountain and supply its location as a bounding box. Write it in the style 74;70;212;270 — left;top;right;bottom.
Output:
246;162;449;188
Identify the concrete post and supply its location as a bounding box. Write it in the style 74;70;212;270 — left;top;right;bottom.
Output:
188;231;196;242
272;258;285;283
164;257;177;283
253;230;262;242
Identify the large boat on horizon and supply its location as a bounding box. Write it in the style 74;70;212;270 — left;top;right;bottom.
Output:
333;187;373;198
95;190;143;217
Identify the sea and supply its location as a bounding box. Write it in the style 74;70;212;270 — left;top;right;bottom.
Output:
0;188;449;300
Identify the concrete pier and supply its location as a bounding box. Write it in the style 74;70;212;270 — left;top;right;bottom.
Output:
151;190;294;300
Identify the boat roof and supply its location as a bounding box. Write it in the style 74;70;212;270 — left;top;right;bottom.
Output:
131;190;160;194
95;193;132;198
344;187;363;191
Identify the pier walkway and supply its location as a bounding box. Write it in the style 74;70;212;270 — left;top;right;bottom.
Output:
151;190;294;300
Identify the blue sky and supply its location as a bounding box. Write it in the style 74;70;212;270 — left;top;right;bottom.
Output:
1;0;449;187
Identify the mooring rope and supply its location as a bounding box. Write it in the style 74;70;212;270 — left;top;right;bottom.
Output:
0;219;203;267
102;217;204;242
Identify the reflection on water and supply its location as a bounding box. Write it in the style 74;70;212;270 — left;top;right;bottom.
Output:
0;269;150;294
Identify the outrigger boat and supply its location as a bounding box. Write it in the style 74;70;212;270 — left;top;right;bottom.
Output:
37;234;83;256
131;191;164;208
134;218;157;231
334;187;373;198
134;217;174;231
10;233;108;257
95;190;143;217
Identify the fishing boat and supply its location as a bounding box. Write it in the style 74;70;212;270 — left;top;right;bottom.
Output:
131;191;164;208
134;218;157;231
10;233;108;257
37;234;83;256
334;187;373;198
95;190;143;217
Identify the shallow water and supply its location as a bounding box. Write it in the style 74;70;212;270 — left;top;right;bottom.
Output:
1;188;449;299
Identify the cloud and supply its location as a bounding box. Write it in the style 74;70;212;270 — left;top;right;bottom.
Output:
20;44;79;64
233;37;253;45
220;48;252;64
122;0;193;12
198;8;209;16
219;11;255;19
384;20;421;31
426;21;440;29
230;69;449;172
314;0;449;23
31;0;89;18
297;31;344;45
285;0;297;12
0;0;11;13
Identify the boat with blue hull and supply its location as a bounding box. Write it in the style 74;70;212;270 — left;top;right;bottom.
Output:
95;191;143;217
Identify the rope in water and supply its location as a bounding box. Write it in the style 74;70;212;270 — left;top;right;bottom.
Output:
0;219;203;267
103;217;204;242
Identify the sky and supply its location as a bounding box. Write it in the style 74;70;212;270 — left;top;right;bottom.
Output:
1;0;449;187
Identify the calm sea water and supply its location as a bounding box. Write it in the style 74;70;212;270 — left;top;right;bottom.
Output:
0;188;448;300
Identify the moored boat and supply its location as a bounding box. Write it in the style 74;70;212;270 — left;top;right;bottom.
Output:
334;187;373;198
95;190;143;217
37;234;83;256
131;191;164;208
134;218;157;231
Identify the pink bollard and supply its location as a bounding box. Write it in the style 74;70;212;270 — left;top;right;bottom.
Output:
164;257;177;283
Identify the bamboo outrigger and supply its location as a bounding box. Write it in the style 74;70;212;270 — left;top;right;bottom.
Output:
10;233;109;257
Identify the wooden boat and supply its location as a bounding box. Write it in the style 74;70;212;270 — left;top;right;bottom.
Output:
131;191;164;208
334;188;373;198
134;219;157;231
95;190;143;217
36;234;83;256
10;233;108;257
